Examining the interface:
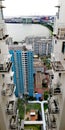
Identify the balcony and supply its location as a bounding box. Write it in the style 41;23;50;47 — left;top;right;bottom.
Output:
0;62;12;72
57;28;65;40
53;87;61;95
1;84;15;96
48;96;59;114
6;100;16;115
50;115;56;128
52;61;65;72
9;115;18;129
49;88;53;97
50;101;59;114
53;28;65;40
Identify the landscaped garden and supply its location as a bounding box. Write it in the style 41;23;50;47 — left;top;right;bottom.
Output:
41;56;51;70
44;91;49;100
44;103;48;111
26;103;41;113
24;124;41;130
17;98;25;120
17;98;42;121
17;98;48;130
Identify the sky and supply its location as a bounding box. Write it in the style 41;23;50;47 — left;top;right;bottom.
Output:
3;0;58;17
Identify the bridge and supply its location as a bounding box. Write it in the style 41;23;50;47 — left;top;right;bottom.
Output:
33;21;53;32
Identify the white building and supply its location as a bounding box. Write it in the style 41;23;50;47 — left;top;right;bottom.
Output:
25;36;52;56
48;0;65;130
0;1;17;130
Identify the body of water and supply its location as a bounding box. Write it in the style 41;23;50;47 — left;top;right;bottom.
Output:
6;23;51;41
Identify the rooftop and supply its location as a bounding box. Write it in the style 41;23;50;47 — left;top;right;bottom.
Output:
34;59;44;73
34;58;44;68
9;44;32;51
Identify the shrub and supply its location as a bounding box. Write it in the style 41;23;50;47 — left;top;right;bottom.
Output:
44;91;49;100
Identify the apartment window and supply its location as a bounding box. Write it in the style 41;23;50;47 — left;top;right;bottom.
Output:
59;73;61;78
62;42;65;53
0;8;4;20
0;64;3;70
11;76;13;81
2;74;5;78
55;40;57;44
6;39;9;45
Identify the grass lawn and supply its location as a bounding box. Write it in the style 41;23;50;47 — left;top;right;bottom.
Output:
41;56;51;69
44;103;48;111
17;99;25;120
24;125;41;130
26;103;41;113
17;99;41;120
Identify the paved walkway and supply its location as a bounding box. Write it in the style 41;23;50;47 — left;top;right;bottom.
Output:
24;120;43;124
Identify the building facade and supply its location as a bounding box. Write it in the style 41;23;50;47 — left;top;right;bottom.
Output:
25;36;52;56
47;0;65;130
9;45;34;97
0;1;17;130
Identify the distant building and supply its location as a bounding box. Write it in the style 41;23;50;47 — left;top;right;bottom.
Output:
25;36;52;56
22;17;32;23
9;44;34;97
33;57;49;94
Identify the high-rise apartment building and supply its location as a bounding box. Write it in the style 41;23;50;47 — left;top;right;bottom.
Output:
25;36;52;56
0;1;16;130
9;44;34;97
47;0;65;130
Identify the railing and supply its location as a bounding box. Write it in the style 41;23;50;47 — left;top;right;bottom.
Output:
51;121;56;128
50;103;59;114
6;100;16;115
53;87;61;95
9;115;18;129
48;97;59;114
47;114;57;129
6;101;14;114
52;61;65;72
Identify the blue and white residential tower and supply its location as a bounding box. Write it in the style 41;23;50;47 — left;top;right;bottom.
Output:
9;44;34;97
